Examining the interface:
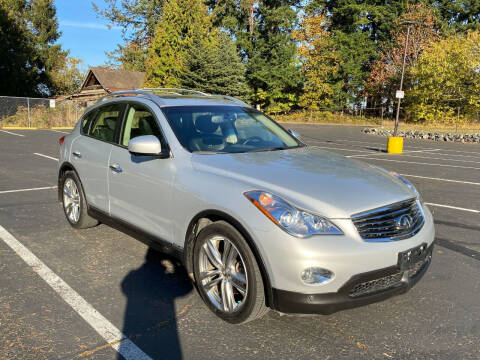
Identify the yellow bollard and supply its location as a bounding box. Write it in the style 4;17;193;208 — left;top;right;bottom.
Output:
387;136;403;154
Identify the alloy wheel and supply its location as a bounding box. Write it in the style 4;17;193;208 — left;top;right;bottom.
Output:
198;235;248;313
63;178;81;224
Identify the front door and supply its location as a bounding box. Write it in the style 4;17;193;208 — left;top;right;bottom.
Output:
71;103;124;212
108;102;174;242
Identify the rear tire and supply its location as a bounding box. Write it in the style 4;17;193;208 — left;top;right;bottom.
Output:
193;221;269;323
60;171;98;229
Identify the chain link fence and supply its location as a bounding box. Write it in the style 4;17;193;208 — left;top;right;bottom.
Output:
0;96;88;128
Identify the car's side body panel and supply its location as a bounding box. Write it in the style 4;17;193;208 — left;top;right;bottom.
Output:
108;145;176;243
70;135;112;212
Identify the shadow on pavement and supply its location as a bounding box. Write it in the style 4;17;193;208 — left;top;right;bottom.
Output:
118;248;193;360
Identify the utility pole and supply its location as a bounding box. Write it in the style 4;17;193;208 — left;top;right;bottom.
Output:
394;22;415;137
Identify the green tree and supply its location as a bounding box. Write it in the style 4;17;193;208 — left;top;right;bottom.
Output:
247;1;301;113
0;3;41;96
436;0;480;32
181;33;249;97
0;0;75;96
144;0;212;87
49;57;84;95
408;31;480;123
293;11;339;109
93;0;164;70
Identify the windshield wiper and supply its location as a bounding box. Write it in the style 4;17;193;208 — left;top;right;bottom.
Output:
246;146;289;153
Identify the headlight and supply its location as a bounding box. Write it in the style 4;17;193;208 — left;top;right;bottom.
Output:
244;191;343;238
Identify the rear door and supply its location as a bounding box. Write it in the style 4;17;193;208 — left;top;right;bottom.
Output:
108;101;175;242
71;103;125;212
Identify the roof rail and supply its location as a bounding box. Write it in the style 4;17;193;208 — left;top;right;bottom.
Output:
142;88;210;96
96;90;157;103
96;88;250;107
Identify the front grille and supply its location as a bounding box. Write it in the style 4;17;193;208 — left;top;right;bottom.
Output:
351;198;425;242
349;272;403;298
348;256;430;298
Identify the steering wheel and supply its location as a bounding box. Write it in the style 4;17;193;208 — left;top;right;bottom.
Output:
243;136;263;146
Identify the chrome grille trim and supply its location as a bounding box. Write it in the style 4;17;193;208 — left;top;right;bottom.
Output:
351;198;425;242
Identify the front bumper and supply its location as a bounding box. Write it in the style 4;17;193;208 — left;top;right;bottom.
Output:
271;242;433;314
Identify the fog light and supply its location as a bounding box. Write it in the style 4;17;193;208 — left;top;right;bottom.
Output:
301;267;333;284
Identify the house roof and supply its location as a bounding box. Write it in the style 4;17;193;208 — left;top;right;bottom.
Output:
80;67;145;92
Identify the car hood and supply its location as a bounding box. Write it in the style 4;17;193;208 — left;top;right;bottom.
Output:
191;146;415;218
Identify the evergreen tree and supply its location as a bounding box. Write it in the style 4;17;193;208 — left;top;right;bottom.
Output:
144;0;212;87
0;0;75;96
247;1;302;113
28;0;70;94
93;0;164;71
0;3;41;96
436;0;480;32
181;33;249;97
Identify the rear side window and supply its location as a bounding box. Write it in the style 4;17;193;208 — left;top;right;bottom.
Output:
81;110;96;134
88;104;123;142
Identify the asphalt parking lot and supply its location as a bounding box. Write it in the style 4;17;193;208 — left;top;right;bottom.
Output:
0;125;479;359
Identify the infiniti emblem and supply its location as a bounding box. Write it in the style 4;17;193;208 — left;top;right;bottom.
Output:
395;214;412;230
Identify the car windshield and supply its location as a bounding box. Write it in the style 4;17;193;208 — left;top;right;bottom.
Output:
161;105;301;153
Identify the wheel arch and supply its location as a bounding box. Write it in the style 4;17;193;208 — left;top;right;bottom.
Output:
183;209;274;307
58;162;82;202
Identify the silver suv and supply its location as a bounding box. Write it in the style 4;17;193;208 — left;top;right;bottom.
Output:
58;89;435;323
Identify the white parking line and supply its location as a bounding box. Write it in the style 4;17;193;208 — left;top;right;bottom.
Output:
425;203;479;214
34;152;59;161
308;137;480;156
0;225;152;360
0;186;57;194
49;129;70;134
311;145;375;154
359;157;480;170
0;129;25;137
401;174;480;186
349;152;480;164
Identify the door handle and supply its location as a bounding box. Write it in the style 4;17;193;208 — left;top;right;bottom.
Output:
72;151;82;158
110;163;123;173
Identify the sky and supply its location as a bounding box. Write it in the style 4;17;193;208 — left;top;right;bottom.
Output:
55;0;125;70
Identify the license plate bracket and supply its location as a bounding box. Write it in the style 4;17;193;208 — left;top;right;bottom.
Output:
397;243;429;271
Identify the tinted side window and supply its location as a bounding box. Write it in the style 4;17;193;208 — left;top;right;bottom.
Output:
88;104;123;142
121;104;164;147
81;110;96;134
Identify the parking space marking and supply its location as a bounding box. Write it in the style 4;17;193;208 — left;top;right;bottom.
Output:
348;153;480;164
0;225;152;360
401;174;480;186
0;129;25;137
0;186;57;194
359;157;480;170
49;129;70;134
311;145;377;154
34;152;59;161
305;136;480;156
425;203;479;214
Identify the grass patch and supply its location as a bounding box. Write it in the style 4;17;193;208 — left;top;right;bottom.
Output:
0;103;85;128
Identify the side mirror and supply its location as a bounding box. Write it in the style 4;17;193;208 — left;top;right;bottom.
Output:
288;129;301;141
128;135;165;157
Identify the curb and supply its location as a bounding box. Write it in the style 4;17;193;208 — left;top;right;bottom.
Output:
1;127;74;130
2;127;38;130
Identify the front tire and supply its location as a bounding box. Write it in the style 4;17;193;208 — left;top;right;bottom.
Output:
193;221;269;323
61;171;98;229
